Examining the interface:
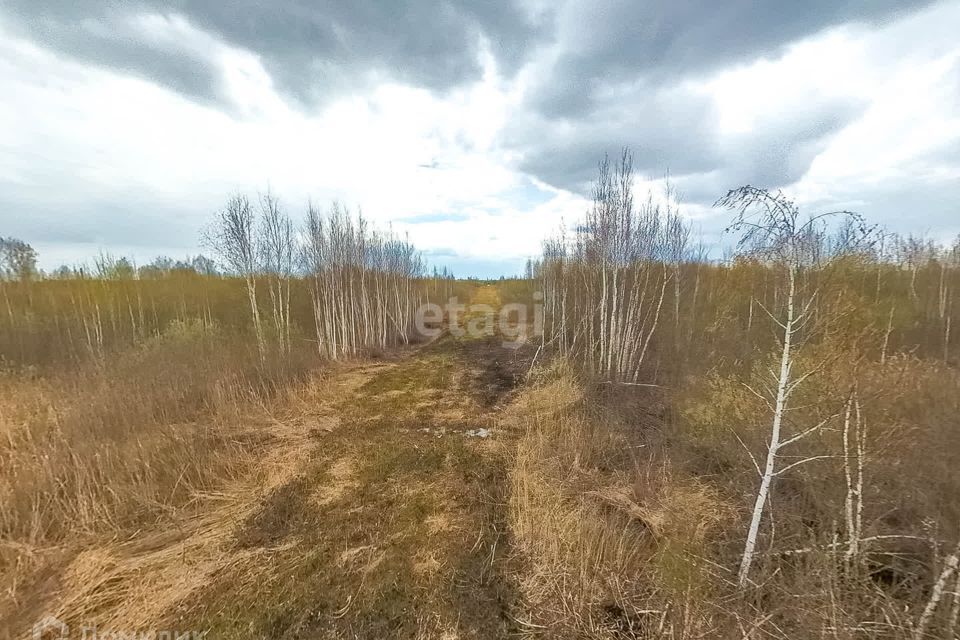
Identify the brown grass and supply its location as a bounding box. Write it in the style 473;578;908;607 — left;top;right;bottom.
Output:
4;267;959;639
0;318;320;634
507;364;735;638
506;344;960;639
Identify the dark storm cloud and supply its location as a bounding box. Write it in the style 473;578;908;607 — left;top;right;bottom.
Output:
528;0;934;119
1;0;549;106
512;83;722;193
670;97;866;205
513;79;865;204
510;0;935;201
738;101;865;185
2;2;228;105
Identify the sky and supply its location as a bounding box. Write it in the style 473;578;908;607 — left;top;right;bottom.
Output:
1;1;958;278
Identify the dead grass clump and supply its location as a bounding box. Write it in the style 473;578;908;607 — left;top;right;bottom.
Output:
0;320;316;576
509;364;733;637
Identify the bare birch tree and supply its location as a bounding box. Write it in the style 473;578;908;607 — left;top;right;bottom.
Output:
204;194;266;361
259;190;295;355
842;389;866;566
914;538;960;640
303;202;422;359
541;149;688;382
717;186;871;586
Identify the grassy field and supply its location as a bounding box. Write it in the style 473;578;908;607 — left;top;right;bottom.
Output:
1;285;538;639
2;263;959;639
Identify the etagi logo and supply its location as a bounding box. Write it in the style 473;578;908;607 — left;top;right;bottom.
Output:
415;294;543;348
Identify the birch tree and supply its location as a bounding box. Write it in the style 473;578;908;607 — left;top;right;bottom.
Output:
717;186;871;586
204;194;266;361
842;389;866;566
303;202;422;359
541;149;687;382
914;538;960;640
259;190;295;355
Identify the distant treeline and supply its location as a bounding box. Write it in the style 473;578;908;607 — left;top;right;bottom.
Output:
0;196;465;367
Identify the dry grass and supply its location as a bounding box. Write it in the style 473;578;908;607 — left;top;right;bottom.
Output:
3;268;958;639
0;319;312;545
1;323;535;639
507;348;960;639
508;365;733;638
0;318;320;635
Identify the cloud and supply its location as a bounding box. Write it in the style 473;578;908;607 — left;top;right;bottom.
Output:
523;0;933;120
510;82;721;193
1;0;551;108
666;97;867;207
0;23;539;272
0;0;958;275
508;0;959;223
0;6;230;105
509;72;866;205
398;213;472;224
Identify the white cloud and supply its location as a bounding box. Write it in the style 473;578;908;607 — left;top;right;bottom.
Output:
696;0;960;236
1;2;958;273
0;15;551;271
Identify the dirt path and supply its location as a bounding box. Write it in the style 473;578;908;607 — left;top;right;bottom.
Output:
168;332;533;639
10;308;538;640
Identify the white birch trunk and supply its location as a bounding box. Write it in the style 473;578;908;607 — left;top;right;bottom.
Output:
881;305;894;366
738;267;796;586
914;540;960;640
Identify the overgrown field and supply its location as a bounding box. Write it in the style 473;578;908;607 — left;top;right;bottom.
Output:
2;180;959;638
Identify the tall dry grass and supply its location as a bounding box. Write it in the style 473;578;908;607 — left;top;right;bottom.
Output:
510;355;960;639
0;318;316;573
0;273;314;368
509;363;733;638
510;262;960;639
